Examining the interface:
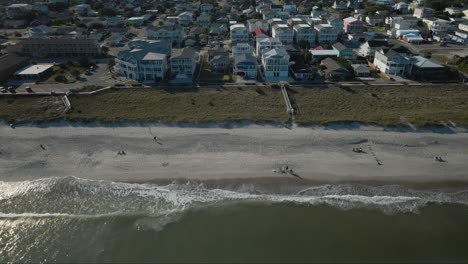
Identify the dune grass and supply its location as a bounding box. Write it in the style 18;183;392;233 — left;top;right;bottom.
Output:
291;85;468;126
0;96;66;123
1;85;468;126
64;87;289;123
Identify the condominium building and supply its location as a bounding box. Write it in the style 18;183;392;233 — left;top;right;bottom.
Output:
19;39;101;57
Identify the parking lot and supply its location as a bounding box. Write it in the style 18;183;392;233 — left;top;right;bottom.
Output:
1;59;130;95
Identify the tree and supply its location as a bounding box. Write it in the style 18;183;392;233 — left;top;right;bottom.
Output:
238;14;247;23
251;12;262;19
298;39;311;50
78;57;90;68
89;22;104;30
364;4;388;16
422;50;432;58
48;3;68;12
192;9;200;19
107;58;115;73
71;69;81;79
55;75;67;83
101;46;109;55
92;1;104;10
100;7;117;17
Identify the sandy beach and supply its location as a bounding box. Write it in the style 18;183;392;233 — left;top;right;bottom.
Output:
0;122;467;187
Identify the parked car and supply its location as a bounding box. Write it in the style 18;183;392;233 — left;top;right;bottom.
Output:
8;86;15;92
25;86;32;93
50;90;57;95
0;87;5;93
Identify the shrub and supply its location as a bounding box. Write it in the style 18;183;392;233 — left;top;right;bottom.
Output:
55;75;67;82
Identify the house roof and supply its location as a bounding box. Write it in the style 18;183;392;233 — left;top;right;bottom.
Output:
147;25;182;32
254;28;269;36
343;17;359;23
15;64;53;75
413;56;444;68
211;53;229;63
234;53;258;65
366;40;389;48
171;47;198;59
310;49;337;56
332;42;348;51
272;24;290;30
262;47;288;58
321;57;349;73
380;45;411;55
314;24;332;30
351;64;370;72
142;52;166;60
208;46;227;57
21;38;98;45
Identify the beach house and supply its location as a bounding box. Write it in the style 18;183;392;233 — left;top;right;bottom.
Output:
343;17;365;34
271;24;293;44
293;24;317;45
170;47;199;80
315;24;339;44
233;54;258;79
261;47;290;78
230;24;249;43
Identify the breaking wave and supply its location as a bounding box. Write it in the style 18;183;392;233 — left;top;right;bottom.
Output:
1;176;467;220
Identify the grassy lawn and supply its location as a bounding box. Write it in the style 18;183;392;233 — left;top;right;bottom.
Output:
64;87;289;122
291;85;468;126
39;65;86;84
0;96;66;123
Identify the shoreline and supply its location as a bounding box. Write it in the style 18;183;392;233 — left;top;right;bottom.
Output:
1;123;467;190
5;120;468;133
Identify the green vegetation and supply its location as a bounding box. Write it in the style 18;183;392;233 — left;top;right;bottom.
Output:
291;85;468;126
79;85;104;93
199;56;232;83
0;96;66;123
2;85;468;127
64;88;288;122
432;55;468;75
40;64;85;84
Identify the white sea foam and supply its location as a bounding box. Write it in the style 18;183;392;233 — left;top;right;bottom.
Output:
0;176;467;218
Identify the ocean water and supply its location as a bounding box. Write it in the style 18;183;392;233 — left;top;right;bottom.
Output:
1;177;468;263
